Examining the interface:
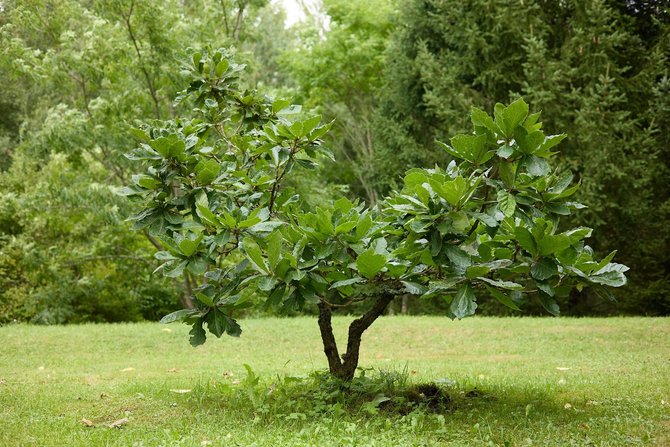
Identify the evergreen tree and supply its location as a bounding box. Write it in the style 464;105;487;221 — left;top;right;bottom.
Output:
375;0;670;314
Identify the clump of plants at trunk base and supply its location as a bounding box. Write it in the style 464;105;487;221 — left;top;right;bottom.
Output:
122;49;628;381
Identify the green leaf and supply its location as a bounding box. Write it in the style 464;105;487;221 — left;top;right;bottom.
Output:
160;309;199;324
514;227;537;256
593;250;618;273
195;158;220;185
134;174;160;189
447;134;491;164
537;234;572;256
401;281;426;295
248;221;284;233
531;258;558;281
450;284;477;319
445;246;472;271
308;120;334;141
195;292;215;307
192;52;202;70
205;309;227;337
524;155;550;177
178;239;200;257
150;136;186;160
196;204;220;227
485;286;521;311
497;190;517;217
225;316;242;337
498;160;517;187
155;251;178;261
302;115;321;135
289;121;304;138
517;130;545;154
496;98;529;137
242;238;269;274
470;107;501;135
266;231;283;270
477;277;524;290
549;172;573;194
330;277;365;289
589;269;627;287
189;320;207;347
187;257;209;275
428;278;461;293
431;176;468;206
496;145;515;160
258;276;278;291
272;99;291;114
466;265;490;279
356;249;387;279
356;214;373;241
472;212;498;228
537;292;560;316
163;260;188;278
536;281;555;297
537;134;567;155
335;220;357;235
216;59;229;76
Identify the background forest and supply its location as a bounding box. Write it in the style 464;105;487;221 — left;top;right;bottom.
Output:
0;0;668;324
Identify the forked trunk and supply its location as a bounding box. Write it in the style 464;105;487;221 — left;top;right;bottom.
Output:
317;293;395;381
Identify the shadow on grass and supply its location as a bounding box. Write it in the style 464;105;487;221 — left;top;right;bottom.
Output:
180;366;592;430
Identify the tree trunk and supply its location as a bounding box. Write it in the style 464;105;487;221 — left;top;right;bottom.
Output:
401;294;409;314
317;292;395;381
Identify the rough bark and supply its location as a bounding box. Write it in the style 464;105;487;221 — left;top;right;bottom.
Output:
317;302;342;375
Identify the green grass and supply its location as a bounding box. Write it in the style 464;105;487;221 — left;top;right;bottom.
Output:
0;316;669;446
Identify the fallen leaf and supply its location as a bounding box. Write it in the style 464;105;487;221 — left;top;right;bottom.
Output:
81;418;95;427
222;371;234;377
108;418;129;429
0;379;6;385
580;423;590;430
169;389;192;394
167;368;181;373
120;367;135;372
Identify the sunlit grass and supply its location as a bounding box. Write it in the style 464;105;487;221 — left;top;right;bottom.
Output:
1;316;668;446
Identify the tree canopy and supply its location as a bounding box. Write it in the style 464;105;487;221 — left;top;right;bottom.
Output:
125;49;627;380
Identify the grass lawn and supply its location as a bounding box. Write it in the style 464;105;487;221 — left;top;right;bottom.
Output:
0;316;669;446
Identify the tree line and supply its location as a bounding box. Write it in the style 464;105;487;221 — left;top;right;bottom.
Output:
0;0;667;323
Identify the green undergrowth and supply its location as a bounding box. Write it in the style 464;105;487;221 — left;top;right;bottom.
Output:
189;365;456;419
0;317;668;446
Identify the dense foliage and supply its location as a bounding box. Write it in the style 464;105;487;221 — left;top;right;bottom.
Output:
0;0;285;323
125;50;626;379
1;0;666;324
372;0;669;314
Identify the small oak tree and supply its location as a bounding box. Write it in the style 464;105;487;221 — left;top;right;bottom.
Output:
123;50;627;381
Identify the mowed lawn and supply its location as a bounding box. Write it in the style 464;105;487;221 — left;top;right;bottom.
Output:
0;316;668;446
